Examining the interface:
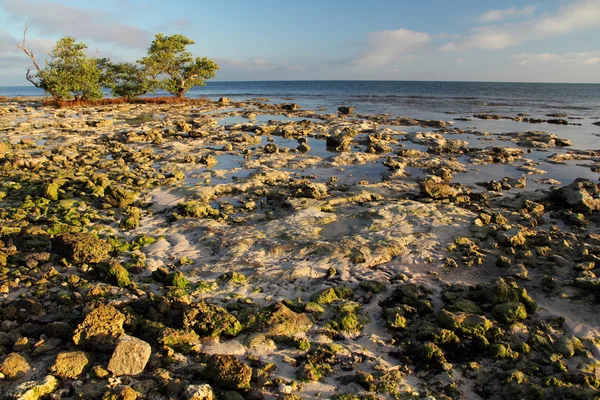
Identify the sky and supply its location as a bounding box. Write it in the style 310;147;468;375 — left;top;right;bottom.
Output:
0;0;599;85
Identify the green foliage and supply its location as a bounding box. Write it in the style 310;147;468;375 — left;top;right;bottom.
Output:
100;60;155;99
140;33;218;98
33;37;103;101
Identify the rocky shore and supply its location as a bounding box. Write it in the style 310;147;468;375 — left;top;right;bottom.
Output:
0;98;599;399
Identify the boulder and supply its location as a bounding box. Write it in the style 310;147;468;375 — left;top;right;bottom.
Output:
107;335;152;376
50;351;94;379
72;305;125;351
0;353;30;380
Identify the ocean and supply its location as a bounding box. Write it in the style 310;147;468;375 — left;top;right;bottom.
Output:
2;80;600;120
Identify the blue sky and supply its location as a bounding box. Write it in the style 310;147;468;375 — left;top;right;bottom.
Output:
1;0;599;84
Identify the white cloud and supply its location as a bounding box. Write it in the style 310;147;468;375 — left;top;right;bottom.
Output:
352;28;431;66
512;51;600;66
480;5;536;23
446;1;600;51
3;0;150;48
533;0;600;35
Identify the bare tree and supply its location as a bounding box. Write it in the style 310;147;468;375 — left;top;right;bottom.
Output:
17;23;59;101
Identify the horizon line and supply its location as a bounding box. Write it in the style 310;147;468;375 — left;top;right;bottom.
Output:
1;79;600;87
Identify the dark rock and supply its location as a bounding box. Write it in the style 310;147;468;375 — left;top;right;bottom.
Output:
204;355;252;390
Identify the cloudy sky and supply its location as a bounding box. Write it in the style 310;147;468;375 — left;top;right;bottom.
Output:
0;0;599;85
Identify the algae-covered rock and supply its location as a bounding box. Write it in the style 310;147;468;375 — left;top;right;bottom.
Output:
359;280;387;294
437;309;493;335
492;302;528;324
413;342;448;369
166;271;190;289
204;355;252;390
258;302;313;337
554;335;584;358
218;271;246;285
311;288;339;304
183;302;242;337
473;278;519;306
107;263;130;288
0;352;31;380
43;181;61;201
105;185;137;208
52;232;111;264
49;351;94;379
383;307;408;329
72;305;125;351
158;328;200;354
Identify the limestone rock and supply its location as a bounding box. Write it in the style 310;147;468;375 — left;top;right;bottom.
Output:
50;351;94;379
419;177;459;199
107;335;151;376
0;353;30;380
552;178;600;213
183;384;216;400
6;375;58;400
72;305;125;351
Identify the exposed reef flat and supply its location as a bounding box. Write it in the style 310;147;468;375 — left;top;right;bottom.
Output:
0;98;599;399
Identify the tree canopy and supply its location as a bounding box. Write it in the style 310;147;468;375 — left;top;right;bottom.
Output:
19;28;218;102
19;32;103;101
140;33;219;98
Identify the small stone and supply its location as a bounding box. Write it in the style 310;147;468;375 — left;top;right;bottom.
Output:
0;353;30;380
107;335;152;376
92;365;110;379
50;351;94;379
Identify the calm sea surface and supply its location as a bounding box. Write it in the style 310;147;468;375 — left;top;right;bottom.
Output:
2;81;600;120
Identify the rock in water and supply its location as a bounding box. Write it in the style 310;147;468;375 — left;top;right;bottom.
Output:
0;353;30;380
419;177;459;199
204;355;252;390
50;351;94;379
72;305;125;351
107;335;152;376
338;106;355;115
183;384;216;400
552;178;600;213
